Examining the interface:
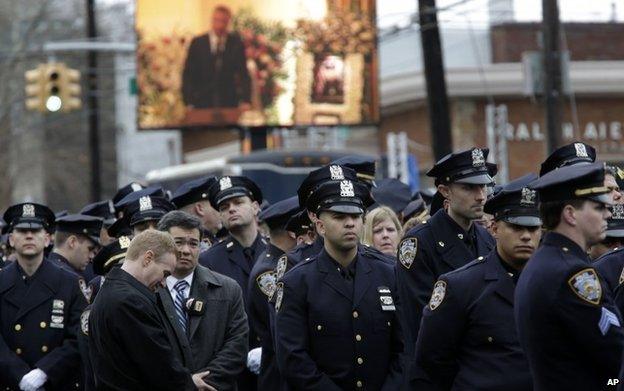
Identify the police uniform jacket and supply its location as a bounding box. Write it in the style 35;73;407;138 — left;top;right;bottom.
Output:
248;243;285;390
396;209;495;357
594;247;624;316
415;251;532;390
48;252;92;303
88;267;194;390
287;236;324;266
0;259;87;390
515;232;624;390
275;248;404;391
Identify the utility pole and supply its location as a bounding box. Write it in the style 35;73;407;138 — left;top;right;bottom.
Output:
418;0;452;161
86;0;101;201
542;0;563;154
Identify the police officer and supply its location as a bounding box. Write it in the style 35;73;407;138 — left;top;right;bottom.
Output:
170;176;224;250
515;162;624;390
199;175;267;391
275;178;403;390
415;174;541;390
107;192;175;238
287;164;359;265
538;141;595;176
80;200;117;246
48;214;103;302
590;203;624;260
0;203;87;390
594;204;624;316
285;210;316;247
396;147;496;370
247;196;299;389
78;236;131;391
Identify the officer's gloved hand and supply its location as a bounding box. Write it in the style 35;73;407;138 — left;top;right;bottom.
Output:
246;347;262;374
18;368;47;391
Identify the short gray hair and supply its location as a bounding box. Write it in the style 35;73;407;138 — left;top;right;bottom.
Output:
157;211;203;239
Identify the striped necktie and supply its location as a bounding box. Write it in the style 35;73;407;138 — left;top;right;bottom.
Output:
173;279;189;332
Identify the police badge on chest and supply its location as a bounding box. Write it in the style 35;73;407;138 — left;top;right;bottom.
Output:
378;286;396;311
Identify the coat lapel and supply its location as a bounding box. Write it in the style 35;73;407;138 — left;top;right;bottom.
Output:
157;288;189;341
318;254;352;302
484;252;515;305
15;260;58;321
188;266;223;341
352;255;372;308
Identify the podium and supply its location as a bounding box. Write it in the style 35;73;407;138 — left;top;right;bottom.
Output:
182;108;242;126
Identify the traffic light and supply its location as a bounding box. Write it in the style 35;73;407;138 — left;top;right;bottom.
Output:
24;64;47;112
24;62;82;113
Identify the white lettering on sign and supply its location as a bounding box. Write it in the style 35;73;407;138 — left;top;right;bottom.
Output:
506;121;623;142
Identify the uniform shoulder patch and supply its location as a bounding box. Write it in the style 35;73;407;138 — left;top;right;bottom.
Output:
276;255;288;280
274;282;284;313
429;280;447;310
619;267;624;285
79;278;93;302
80;309;90;336
568;268;602;305
398;238;417;269
256;270;277;298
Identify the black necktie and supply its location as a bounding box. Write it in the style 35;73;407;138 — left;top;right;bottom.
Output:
243;248;255;265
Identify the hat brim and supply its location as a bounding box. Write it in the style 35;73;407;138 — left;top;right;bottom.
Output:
500;215;542;227
13;221;45;231
130;213;164;227
586;193;612;205
455;173;493;185
320;204;364;215
215;189;251;208
606;228;624;238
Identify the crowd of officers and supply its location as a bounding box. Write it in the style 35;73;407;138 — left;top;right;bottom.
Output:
1;141;624;390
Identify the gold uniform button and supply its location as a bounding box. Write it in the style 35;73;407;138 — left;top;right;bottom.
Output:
562;247;569;252
356;380;363;388
357;357;364;365
41;345;48;353
352;311;359;318
387;321;391;326
487;337;493;343
15;348;22;355
14;324;21;331
355;334;362;342
40;322;47;329
316;325;322;331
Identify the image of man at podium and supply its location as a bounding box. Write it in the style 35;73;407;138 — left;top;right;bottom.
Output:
181;5;251;115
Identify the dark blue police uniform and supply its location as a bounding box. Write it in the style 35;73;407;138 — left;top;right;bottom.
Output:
48;252;92;303
414;173;540;390
515;162;624;390
595;247;624;327
275;178;404;390
0;260;87;390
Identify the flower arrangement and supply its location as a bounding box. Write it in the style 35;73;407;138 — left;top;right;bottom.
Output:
233;8;289;110
295;11;375;56
136;30;190;128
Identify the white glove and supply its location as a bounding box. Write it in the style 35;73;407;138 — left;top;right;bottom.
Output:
19;369;47;391
246;347;262;375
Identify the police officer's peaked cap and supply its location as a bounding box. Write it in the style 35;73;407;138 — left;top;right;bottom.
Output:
123;196;175;227
286;209;313;236
539;141;596;177
112;182;145;206
93;236;132;276
606;204;624;238
208;176;263;209
298;164;358;209
258;196;300;230
171;176;218;209
307;179;374;215
403;193;428;221
56;214;104;245
3;202;56;233
485;173;541;227
114;186;166;213
331;156;377;185
80;200;116;226
371;178;412;214
427;147;494;185
530;162;611;204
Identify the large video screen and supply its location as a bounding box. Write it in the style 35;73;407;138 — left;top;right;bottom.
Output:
136;0;378;129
